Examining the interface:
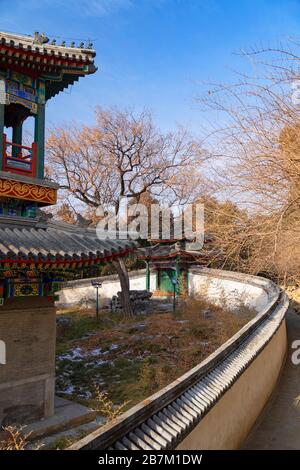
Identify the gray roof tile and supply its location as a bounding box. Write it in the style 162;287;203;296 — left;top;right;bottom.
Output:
0;218;136;262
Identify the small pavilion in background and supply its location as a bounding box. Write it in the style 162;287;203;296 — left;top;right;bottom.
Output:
138;237;215;296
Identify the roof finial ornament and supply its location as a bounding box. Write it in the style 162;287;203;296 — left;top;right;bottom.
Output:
87;41;93;49
33;31;49;45
61;40;66;47
79;42;84;48
50;39;56;46
70;41;75;48
76;214;92;228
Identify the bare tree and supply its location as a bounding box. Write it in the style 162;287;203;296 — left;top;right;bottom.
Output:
112;259;133;317
46;107;206;218
46;107;208;316
197;40;300;283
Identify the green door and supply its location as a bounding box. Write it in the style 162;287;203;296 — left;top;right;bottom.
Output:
159;269;175;293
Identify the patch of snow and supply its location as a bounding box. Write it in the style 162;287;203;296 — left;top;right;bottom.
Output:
95;359;113;366
90;348;102;357
84;359;113;368
58;347;84;362
57;344;118;362
59;384;75;395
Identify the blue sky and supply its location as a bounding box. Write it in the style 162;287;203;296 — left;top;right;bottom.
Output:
1;0;300;134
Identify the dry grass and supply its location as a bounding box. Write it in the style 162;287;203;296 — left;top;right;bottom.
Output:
56;299;254;417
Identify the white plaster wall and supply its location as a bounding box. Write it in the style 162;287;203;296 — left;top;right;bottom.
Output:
57;272;156;308
188;272;270;312
57;268;271;312
68;269;288;451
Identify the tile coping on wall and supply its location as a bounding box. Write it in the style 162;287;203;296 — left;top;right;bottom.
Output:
68;270;288;450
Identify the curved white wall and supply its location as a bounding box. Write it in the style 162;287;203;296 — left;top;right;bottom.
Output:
68;269;289;451
188;268;274;312
57;270;155;308
58;268;274;313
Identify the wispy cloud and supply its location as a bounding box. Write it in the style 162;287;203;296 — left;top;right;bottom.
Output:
48;0;133;17
2;0;133;20
80;0;133;17
0;0;135;48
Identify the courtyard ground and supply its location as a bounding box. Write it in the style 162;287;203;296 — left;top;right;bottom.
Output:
0;298;254;450
56;298;253;419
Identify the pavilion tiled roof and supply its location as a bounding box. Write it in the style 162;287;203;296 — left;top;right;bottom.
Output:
0;31;97;99
139;238;205;259
138;236;219;264
0;31;96;62
0;217;136;264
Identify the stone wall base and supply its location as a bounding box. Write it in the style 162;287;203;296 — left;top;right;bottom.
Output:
0;297;56;426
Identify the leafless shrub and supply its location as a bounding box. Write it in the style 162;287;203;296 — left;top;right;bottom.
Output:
0;426;31;450
93;387;129;422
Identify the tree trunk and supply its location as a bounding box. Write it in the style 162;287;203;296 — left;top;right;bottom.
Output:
112;258;133;317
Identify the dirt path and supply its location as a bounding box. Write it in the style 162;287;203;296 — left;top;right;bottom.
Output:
243;308;300;450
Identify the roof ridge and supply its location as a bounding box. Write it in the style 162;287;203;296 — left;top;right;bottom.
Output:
0;30;96;54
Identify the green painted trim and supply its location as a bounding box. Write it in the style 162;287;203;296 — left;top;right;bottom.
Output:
146;261;150;291
12;124;23;157
35;103;45;178
175;257;180;295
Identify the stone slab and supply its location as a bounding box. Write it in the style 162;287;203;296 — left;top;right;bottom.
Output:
24;397;97;440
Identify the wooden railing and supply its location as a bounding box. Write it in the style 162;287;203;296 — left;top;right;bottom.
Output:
2;133;37;177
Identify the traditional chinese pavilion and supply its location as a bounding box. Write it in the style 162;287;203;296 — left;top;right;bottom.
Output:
139;237;215;296
0;31;135;426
